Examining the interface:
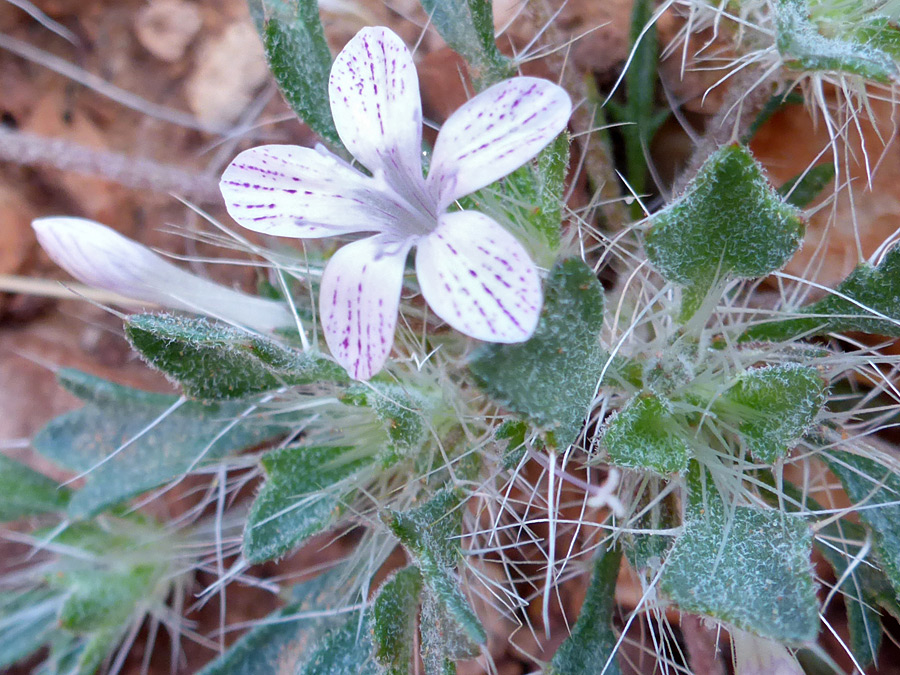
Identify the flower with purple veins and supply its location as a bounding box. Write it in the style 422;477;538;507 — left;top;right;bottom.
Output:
220;26;572;380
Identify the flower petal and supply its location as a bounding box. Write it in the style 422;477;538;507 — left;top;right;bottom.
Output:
415;211;541;342
221;144;409;238
329;27;431;214
32;217;292;332
320;235;411;380
427;77;572;209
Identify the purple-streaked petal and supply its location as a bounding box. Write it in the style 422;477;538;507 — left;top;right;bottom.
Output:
221;144;408;238
415;211;541;342
426;77;572;210
320;235;410;380
329;27;432;215
32;217;292;332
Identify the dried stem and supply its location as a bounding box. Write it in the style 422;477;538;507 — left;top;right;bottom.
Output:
0;126;221;203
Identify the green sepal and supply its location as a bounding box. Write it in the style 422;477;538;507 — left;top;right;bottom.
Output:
644;144;804;319
471;258;606;449
57;565;157;632
244;444;376;563
340;382;428;461
549;546;622;675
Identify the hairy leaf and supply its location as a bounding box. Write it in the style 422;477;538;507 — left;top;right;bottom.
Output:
373;567;423;675
126;314;346;401
603;395;691;474
0;454;69;521
549;547;622;675
257;0;340;144
778;162;835;208
471;258;606;449
32;370;285;517
745;245;900;341
57;566;156;632
644;144;804;319
660;467;819;642
418;0;513;86
199;566;354;675
244;444;376;563
298;612;380;675
776;0;898;81
715;364;826;463
824;449;900;602
341;382;428;460
388;489;486;647
0;590;61;669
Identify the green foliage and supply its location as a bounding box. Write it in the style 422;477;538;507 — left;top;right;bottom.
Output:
606;0;668;205
126;314;346;401
471;258;606;449
549;547;622;675
745;245;900;341
298;611;380;675
388;489;486;647
0;454;69;521
660;467;819;642
341;382;428;460
824;449;900;601
496;419;528;469
373;567;423;675
199;566;353;675
255;0;341;145
644;144;804;319
244;444;376;563
0;590;61;669
418;0;513;86
32;370;285;518
775;0;898;81
714;364;826;463
57;565;156;632
603;395;691;474
778;162;835;208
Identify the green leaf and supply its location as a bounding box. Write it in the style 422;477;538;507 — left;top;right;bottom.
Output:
57;565;156;632
471;258;606;449
775;0;898;81
0;454;69;521
496;419;528;469
744;244;900;341
644;144;804;319
298;611;381;675
126;314;347;401
660;467;819;642
244;444;376;563
32;370;285;518
549;547;622;675
418;0;513;86
420;589;476;675
341;382;428;460
373;567;423;675
74;629;120;675
257;0;341;145
0;590;61;669
823;449;900;603
778;162;835;208
714;364;826;463
388;489;486;647
603;395;691;474
199;566;353;675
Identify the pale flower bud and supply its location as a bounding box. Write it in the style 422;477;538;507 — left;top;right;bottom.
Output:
32;217;291;333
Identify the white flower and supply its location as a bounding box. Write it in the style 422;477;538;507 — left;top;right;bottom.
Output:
32;217;292;333
220;26;571;380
